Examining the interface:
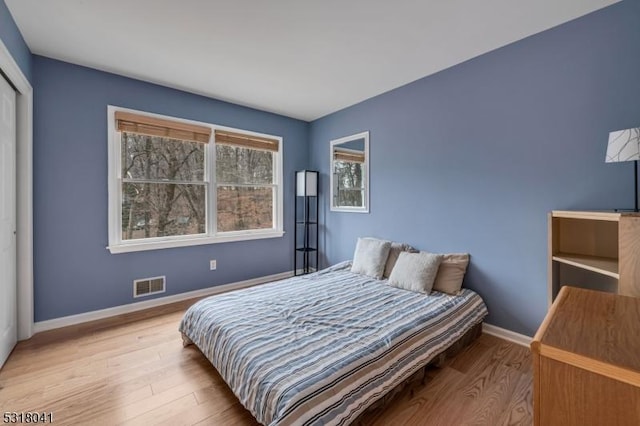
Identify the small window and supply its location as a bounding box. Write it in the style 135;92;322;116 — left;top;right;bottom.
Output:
108;107;284;253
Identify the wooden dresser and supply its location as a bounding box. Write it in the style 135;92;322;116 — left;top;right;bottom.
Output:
531;286;640;425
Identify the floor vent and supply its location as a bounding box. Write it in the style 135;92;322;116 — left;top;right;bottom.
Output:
133;276;166;298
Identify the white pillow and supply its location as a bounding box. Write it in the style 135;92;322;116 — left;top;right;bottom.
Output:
351;237;392;279
383;242;415;279
388;251;443;293
433;253;470;295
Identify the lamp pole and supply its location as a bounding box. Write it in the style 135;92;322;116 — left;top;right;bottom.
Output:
635;160;638;212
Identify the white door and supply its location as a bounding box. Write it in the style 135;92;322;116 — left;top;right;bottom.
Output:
0;74;16;369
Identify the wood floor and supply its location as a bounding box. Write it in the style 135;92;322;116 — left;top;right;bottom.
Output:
0;299;533;425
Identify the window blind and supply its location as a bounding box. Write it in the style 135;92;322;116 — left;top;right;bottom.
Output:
215;129;279;152
115;111;211;144
334;148;365;163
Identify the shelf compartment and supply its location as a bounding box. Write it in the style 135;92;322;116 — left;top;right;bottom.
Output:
553;217;618;260
552;253;619;279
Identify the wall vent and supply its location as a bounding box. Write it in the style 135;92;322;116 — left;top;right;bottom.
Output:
133;276;166;298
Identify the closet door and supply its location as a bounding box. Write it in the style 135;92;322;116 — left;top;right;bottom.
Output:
0;73;17;369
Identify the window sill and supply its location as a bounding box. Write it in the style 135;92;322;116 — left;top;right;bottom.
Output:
330;206;369;213
107;230;285;254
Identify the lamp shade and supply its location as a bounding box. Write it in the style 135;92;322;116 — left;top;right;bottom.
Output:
296;170;318;197
606;128;640;163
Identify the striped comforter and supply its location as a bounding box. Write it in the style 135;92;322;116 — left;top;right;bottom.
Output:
179;261;488;426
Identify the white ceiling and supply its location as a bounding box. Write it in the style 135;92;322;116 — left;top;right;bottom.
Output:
7;0;619;121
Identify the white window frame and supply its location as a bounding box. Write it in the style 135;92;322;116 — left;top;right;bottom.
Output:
107;106;284;254
330;131;370;213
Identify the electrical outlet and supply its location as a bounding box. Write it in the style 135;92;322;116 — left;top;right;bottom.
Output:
209;259;217;270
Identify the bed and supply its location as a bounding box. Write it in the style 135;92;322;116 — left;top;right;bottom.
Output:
179;261;488;426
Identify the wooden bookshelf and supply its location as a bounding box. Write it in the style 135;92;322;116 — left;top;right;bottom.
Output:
548;210;640;305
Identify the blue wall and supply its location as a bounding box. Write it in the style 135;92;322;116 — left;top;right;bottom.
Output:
33;56;309;321
0;0;31;81
309;1;640;336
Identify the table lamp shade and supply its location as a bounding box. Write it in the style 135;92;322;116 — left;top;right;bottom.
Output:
606;128;640;163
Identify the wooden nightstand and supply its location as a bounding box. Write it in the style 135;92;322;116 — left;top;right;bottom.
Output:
531;286;640;425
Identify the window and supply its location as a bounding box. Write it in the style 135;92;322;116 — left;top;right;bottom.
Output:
121;132;207;240
215;130;279;232
108;107;283;253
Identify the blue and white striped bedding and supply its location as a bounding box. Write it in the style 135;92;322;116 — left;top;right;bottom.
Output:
179;261;488;426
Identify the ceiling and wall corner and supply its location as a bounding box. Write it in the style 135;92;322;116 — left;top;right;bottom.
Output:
0;0;31;81
5;0;619;121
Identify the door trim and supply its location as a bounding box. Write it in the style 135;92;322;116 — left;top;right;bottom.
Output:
0;39;33;340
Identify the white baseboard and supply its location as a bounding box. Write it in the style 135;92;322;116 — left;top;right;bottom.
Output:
33;273;535;348
33;270;293;334
482;323;532;348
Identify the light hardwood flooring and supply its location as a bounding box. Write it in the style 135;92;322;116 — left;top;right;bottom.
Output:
0;299;533;425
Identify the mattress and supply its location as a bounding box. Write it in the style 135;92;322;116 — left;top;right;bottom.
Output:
179;261;488;426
